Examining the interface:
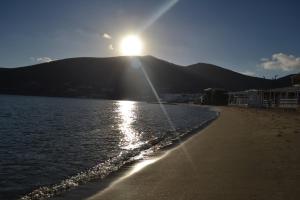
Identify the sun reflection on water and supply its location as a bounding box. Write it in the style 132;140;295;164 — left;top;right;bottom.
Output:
116;101;142;150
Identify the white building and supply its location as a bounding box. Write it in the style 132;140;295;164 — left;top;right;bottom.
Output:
228;89;264;107
228;85;300;109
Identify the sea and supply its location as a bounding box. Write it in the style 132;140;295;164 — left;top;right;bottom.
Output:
0;95;217;200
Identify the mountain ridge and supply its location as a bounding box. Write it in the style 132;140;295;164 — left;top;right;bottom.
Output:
0;56;295;100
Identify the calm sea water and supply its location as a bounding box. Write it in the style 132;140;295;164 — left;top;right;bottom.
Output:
0;95;217;200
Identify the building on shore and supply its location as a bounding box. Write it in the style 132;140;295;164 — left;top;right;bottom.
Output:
228;85;300;109
264;86;300;108
228;89;264;107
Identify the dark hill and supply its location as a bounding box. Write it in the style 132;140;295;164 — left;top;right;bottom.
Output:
0;56;293;100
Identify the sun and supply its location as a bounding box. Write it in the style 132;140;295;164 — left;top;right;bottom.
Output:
120;35;144;56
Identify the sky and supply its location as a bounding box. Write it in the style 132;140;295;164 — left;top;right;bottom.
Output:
1;0;300;78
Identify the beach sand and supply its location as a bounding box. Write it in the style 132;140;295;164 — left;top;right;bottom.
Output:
82;107;300;200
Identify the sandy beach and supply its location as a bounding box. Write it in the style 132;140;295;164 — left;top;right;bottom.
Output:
81;107;300;200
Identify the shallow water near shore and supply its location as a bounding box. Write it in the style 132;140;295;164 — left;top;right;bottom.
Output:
0;95;217;200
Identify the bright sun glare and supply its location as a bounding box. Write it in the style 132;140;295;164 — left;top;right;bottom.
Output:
120;35;143;56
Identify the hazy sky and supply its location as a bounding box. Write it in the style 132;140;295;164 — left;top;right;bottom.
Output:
1;0;300;78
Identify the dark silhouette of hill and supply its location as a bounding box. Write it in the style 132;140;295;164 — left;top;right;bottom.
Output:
0;56;294;100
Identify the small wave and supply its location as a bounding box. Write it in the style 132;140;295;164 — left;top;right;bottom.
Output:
21;114;218;200
20;146;150;200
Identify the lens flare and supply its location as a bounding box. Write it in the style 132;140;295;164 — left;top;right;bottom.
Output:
120;35;143;56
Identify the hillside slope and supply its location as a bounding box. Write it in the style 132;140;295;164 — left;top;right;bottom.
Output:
0;56;293;100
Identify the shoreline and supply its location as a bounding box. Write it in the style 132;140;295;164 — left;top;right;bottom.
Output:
63;106;300;200
50;106;218;200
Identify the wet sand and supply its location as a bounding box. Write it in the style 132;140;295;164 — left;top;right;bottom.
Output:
85;107;300;200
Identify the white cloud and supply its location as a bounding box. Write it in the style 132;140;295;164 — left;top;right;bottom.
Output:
241;70;256;76
30;57;53;63
103;33;112;39
260;53;300;71
37;57;52;63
